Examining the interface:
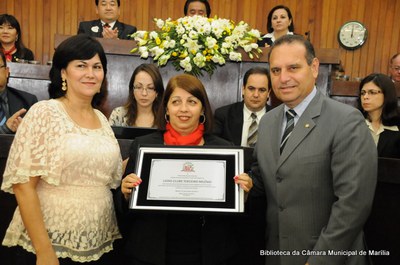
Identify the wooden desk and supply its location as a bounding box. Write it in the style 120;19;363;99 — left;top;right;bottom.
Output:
8;35;340;117
330;80;400;107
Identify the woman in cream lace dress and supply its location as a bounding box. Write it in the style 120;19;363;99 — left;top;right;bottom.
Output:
1;35;122;265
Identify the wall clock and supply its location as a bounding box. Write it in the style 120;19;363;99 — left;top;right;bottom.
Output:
338;21;368;50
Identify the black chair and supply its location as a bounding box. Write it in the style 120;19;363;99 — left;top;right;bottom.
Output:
0;135;18;264
364;157;400;265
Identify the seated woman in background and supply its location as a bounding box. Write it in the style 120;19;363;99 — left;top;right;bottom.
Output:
115;74;253;265
257;5;294;48
0;14;34;62
1;34;122;264
358;73;400;158
109;63;164;128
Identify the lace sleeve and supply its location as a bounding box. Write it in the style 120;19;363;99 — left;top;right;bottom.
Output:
98;109;123;189
108;106;128;126
1;101;64;193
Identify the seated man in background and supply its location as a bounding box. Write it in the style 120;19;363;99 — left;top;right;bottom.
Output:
213;66;272;265
0;50;37;134
78;0;136;40
213;67;272;146
184;0;211;17
389;53;400;84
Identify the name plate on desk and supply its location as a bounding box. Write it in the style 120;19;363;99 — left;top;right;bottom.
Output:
129;146;245;213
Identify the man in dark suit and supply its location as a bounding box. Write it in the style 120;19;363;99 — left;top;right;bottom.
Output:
0;51;38;134
214;67;271;265
251;35;377;265
78;0;136;40
214;67;272;146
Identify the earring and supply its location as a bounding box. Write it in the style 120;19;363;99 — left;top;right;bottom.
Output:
165;113;170;123
62;79;67;91
16;35;19;42
199;113;206;124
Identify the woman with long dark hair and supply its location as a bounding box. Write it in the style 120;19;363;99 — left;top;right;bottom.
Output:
109;63;164;128
358;73;400;158
0;14;34;62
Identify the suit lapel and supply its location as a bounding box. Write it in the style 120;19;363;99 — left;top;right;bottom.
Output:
114;20;125;38
377;131;390;156
277;92;322;168
7;89;25;115
229;102;244;145
93;20;103;38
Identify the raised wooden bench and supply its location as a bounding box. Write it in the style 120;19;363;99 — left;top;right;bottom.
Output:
330;80;400;107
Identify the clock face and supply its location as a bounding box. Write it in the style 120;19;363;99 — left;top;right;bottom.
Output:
338;21;368;50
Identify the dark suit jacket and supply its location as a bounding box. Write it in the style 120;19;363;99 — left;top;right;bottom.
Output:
6;86;38;115
377;127;400;158
77;19;136;40
213;101;271;146
251;91;377;265
257;36;273;47
114;131;238;265
1;86;38;134
11;48;34;62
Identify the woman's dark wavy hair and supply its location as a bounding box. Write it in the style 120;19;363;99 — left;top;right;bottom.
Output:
358;73;400;126
48;35;107;108
266;5;295;33
0;14;30;58
124;63;164;127
157;74;213;133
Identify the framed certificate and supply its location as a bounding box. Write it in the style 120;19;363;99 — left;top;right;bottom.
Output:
129;146;245;213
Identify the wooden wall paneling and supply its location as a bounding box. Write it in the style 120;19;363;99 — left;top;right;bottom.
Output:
71;0;79;36
42;0;51;64
380;2;394;73
56;0;64;37
350;0;365;79
358;2;369;79
64;0;73;35
255;0;266;34
388;0;400;74
151;0;163;27
320;0;331;48
327;0;338;49
365;0;380;75
297;0;307;38
0;2;5;13
35;0;44;64
242;0;252;26
28;0;37;55
312;0;323;48
374;0;388;72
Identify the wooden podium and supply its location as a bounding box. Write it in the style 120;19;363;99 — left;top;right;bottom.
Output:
8;34;340;118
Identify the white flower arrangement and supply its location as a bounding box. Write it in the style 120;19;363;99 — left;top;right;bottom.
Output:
130;15;262;77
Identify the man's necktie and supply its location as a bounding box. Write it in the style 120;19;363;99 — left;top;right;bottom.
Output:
247;113;258;147
280;109;296;153
103;23;111;28
0;99;6;126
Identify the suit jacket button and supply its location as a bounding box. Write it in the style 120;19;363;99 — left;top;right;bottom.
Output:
276;176;282;183
279;206;285;211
